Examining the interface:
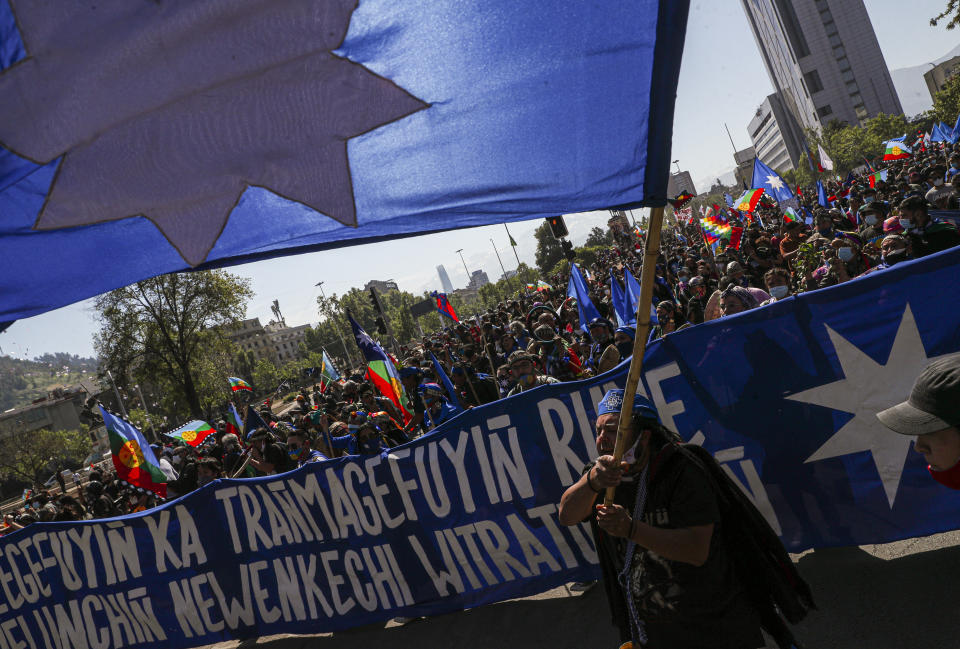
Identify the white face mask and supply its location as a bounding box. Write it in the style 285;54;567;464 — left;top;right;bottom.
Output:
934;179;944;187
837;247;854;262
864;196;875;203
864;214;877;225
899;218;913;231
768;284;789;299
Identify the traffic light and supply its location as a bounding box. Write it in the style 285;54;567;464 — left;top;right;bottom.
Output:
546;215;568;239
375;316;387;335
562;239;575;261
368;287;384;314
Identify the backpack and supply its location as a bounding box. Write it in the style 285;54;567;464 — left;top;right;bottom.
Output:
670;443;816;649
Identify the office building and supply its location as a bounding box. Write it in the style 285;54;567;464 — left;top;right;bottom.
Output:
436;265;455;294
734;146;756;189
467;270;490;290
228;317;310;365
748;93;805;172
363;279;399;293
924;55;960;100
666;171;697;198
741;0;902;130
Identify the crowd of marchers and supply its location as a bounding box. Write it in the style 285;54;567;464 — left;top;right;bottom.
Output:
2;141;958;534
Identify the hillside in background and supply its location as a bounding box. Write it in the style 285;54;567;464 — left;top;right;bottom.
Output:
890;43;960;118
0;353;99;412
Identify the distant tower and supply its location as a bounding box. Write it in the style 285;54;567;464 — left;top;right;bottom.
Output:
436;265;455;293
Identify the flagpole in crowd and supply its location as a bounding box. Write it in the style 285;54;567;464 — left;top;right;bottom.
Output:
504;223;521;268
603;204;665;506
316;280;356;369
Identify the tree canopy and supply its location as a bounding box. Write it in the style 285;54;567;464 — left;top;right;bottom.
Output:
0;428;89;492
94;270;253;418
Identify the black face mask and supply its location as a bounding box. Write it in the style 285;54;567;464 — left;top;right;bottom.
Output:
616;341;634;358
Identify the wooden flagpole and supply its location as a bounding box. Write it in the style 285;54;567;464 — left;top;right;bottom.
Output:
604;205;665;506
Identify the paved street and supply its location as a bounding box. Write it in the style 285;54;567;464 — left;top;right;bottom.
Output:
202;530;960;649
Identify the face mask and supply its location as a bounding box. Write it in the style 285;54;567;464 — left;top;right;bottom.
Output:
882;249;909;266
837;247;854;262
769;284;789;299
952;163;959;169
197;475;213;487
864;196;875;204
593;332;610;346
358;438;381;455
616;341;634;358
864;214;877;225
929;460;960;490
818;228;832;237
898;218;913;231
933;178;944;187
498;378;510;389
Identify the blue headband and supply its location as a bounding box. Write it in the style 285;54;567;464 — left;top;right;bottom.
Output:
596;389;660;422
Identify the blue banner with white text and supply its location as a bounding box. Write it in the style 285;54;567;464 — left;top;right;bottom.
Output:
1;247;960;646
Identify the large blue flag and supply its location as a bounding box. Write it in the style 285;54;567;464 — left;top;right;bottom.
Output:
0;0;690;324
817;180;831;208
565;263;601;332
752;157;794;203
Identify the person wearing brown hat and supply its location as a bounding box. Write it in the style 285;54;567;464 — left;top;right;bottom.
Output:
877;355;960;489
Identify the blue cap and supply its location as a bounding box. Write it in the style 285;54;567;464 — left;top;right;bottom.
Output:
399;366;423;378
597;389;660;422
614;326;636;340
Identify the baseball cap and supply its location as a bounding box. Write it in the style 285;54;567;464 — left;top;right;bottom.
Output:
877;355;960;435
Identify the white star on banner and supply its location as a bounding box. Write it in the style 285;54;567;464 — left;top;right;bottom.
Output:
786;304;948;507
765;174;785;191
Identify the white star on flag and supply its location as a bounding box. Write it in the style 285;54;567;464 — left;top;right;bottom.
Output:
765;174;785;192
786;304;949;507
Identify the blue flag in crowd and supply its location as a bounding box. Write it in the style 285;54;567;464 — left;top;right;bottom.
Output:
801;205;815;225
0;0;690;325
954;113;960;142
752;157;794;203
723;192;734;207
609;269;633;327
817;180;831;208
623;267;658;324
890;133;907;142
428;351;462;410
931;123;950;143
243;406;268;440
566;263;601;331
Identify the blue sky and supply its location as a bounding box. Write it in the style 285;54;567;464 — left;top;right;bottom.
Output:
3;0;957;360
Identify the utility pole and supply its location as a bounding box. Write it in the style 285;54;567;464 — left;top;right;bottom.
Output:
315;281;355;368
132;383;157;442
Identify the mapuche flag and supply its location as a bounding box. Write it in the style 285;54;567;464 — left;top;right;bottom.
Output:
164;419;216;447
883;140;911;161
347;312;411;423
734;188;764;213
226;402;244;438
431;291;459;322
228;376;253;393
99;407;167;498
319;349;341;392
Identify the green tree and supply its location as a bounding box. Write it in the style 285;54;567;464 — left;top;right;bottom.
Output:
0;428;90;490
534;222;564;273
930;1;960;29
252;359;280;395
584;226;613;247
94;270;254;418
932;73;960;124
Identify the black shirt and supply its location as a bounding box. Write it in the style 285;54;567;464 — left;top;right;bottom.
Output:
586;447;762;648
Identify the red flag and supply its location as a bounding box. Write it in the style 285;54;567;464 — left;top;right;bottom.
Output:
728;226;744;251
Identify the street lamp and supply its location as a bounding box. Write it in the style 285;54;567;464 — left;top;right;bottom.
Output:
455;249;471;284
315;281;355;368
672;159;681;174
